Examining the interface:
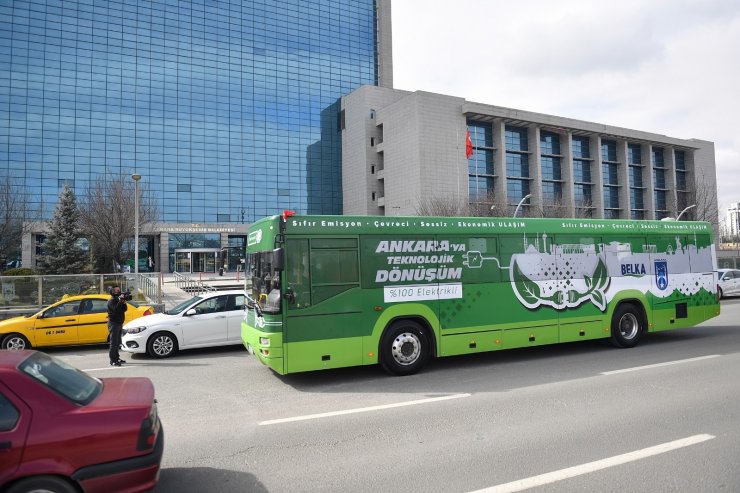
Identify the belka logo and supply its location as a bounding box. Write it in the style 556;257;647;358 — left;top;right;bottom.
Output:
654;260;669;290
621;263;646;275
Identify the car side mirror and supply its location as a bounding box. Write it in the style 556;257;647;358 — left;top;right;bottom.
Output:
185;308;197;316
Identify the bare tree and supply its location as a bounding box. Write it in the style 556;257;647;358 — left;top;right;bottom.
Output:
0;179;38;268
416;194;470;217
682;172;719;229
78;176;158;273
531;195;570;219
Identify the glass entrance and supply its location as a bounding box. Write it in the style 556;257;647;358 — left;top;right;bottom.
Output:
174;249;219;273
175;251;191;273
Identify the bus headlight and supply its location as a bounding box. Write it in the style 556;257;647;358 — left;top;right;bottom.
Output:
260;337;270;347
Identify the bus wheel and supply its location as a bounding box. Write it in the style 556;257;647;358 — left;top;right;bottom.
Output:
610;303;644;348
379;320;430;376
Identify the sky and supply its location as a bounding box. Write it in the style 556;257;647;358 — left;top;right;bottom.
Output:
391;0;740;220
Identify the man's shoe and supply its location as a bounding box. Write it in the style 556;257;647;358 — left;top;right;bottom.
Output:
110;361;122;367
117;359;126;364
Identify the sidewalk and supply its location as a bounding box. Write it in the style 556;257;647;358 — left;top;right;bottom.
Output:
156;273;247;310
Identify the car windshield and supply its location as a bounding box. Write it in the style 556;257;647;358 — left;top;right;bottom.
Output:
19;352;103;406
166;296;202;315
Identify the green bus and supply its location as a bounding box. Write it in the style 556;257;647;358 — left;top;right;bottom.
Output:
241;214;720;375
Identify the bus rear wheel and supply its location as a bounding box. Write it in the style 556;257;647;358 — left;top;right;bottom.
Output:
379;320;431;376
610;303;644;348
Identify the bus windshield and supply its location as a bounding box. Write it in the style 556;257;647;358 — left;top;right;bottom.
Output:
248;249;282;314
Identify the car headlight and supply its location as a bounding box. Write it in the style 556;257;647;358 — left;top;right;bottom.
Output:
124;326;148;334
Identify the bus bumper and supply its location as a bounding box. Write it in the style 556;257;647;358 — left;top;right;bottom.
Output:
241;320;285;374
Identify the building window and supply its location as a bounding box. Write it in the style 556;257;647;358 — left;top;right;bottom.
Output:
627;143;644;219
675;150;689;214
572;136;593;213
217;214;231;222
601;139;620;216
370;137;375;147
177;184;191;192
467;121;496;213
652;147;668;219
506;126;530;211
369;109;375;119
540;131;562;206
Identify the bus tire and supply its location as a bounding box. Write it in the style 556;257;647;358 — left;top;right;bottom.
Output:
379;320;431;376
610;303;644;348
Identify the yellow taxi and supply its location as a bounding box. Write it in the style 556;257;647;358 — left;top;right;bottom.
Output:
0;294;153;350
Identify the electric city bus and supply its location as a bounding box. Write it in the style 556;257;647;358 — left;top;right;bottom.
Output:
241;213;720;376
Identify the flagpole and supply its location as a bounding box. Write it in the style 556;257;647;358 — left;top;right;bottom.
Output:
456;125;460;206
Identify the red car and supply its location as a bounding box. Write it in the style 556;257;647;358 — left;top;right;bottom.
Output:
0;350;163;493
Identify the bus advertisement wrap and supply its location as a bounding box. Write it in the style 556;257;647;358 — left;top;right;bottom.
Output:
242;215;720;376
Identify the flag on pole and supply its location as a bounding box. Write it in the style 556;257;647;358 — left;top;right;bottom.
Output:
465;129;473;158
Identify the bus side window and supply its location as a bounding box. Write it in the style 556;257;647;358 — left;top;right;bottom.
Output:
286;239;311;308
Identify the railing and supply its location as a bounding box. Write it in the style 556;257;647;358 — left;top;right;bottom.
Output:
0;273;164;319
173;271;216;296
137;272;162;306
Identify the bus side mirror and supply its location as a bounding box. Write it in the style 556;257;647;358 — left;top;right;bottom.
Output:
272;248;284;270
286;286;295;304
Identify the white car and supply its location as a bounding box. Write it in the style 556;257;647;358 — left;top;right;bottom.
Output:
717;269;740;299
122;290;246;358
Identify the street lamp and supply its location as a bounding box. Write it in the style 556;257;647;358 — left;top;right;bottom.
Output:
132;173;142;288
513;193;532;218
676;204;696;221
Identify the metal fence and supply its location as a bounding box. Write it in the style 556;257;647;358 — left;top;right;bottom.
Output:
173;272;216;296
0;273;163;318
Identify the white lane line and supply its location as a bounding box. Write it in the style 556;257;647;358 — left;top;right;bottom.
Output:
600;355;720;375
83;366;135;372
259;393;471;426
470;434;715;493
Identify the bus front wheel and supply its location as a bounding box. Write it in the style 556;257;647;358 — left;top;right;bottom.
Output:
610;303;644;348
379;320;431;376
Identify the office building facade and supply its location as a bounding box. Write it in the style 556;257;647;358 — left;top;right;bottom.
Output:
342;86;717;230
2;0;392;271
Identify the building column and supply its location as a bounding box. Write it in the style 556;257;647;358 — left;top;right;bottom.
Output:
617;139;630;219
562;130;576;216
159;232;169;273
493;119;507;214
664;147;678;216
528;125;542;216
591;136;604;218
644;145;655;220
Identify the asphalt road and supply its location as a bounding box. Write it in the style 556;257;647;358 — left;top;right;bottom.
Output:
50;299;740;493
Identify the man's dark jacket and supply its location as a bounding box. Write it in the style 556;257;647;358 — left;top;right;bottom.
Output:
107;296;128;324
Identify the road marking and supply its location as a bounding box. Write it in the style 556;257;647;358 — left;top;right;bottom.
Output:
469;434;715;493
259;393;471;426
600;355;720;375
83;366;135;372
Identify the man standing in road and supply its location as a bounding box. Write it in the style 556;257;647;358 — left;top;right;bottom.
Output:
107;285;128;366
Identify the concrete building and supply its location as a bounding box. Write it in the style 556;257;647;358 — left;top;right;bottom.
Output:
341;86;717;228
726;203;740;237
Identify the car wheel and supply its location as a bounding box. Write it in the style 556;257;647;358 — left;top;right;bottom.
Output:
147;331;178;358
610;303;644;348
6;475;78;493
379;320;432;376
718;286;723;300
2;333;31;350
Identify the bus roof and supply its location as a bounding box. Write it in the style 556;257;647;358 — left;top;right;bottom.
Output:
248;214;713;238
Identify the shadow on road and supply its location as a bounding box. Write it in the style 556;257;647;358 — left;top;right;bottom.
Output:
157;467;267;493
274;323;738;395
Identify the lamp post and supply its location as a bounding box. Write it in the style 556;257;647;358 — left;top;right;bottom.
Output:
132;174;142;290
676;204;696;221
513;193;532;218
